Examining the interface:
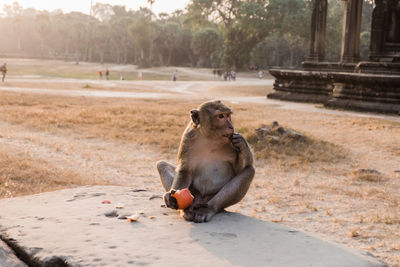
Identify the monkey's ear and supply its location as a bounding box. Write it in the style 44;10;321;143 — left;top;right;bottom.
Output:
190;109;200;125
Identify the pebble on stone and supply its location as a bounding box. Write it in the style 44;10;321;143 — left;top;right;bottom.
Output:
127;214;140;222
104;210;118;217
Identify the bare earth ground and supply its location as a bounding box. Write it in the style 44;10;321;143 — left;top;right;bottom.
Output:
0;59;399;266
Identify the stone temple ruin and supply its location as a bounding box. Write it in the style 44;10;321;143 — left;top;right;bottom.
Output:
268;0;400;114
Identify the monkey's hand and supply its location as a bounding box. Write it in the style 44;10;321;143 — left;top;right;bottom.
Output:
231;133;248;152
163;190;178;210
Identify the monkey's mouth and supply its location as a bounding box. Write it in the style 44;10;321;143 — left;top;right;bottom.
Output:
223;133;233;140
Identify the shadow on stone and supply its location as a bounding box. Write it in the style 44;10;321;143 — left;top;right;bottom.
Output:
189;212;386;267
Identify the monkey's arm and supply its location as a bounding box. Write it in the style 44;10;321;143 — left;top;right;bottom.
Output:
171;167;192;189
209;165;254;211
211;132;254;210
231;133;253;172
164;129;194;209
163;166;193;209
171;126;195;190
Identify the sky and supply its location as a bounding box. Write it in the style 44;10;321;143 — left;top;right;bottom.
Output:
0;0;191;15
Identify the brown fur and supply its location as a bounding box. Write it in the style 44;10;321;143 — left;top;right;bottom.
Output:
156;100;254;223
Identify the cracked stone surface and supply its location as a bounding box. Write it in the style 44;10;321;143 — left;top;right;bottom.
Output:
0;239;27;267
0;186;387;267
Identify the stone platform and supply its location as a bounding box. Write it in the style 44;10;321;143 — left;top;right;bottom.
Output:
0;186;387;267
268;68;400;114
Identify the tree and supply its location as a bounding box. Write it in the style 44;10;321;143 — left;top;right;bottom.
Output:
110;15;134;64
259;0;310;67
92;3;114;22
93;22;111;63
129;8;155;66
36;13;52;57
188;0;270;69
3;2;24;50
191;27;222;67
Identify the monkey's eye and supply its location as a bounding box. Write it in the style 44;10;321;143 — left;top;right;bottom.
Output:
218;114;224;119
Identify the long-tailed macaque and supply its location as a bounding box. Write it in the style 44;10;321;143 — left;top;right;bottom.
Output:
156;100;255;223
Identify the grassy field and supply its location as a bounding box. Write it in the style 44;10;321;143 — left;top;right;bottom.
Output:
0;59;399;265
4;58;234;81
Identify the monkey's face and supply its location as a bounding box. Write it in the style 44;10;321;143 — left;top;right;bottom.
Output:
211;110;234;143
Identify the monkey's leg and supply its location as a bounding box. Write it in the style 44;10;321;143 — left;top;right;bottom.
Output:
209;165;255;210
156;160;176;191
193;166;255;223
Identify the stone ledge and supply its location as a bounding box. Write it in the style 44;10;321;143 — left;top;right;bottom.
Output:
0;239;27;267
0;186;388;267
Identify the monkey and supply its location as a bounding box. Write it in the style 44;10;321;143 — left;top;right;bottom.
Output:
156;100;255;223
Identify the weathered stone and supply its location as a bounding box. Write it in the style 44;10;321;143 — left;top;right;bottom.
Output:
265;135;280;143
268;69;333;104
104;209;118;217
308;0;328;62
0;186;388;267
350;169;385;183
0;239;27;267
149;194;162;200
327;72;400;113
255;123;305;143
268;0;400;115
341;0;363;63
283;129;305;140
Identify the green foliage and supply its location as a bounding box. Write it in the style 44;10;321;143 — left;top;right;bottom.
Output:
249;0;310;67
191;27;222;67
188;0;270;69
0;0;374;68
326;0;344;60
129;10;153;67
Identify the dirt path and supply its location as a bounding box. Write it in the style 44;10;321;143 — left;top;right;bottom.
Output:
0;79;398;123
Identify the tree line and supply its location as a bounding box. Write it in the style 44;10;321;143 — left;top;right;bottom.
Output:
0;0;373;69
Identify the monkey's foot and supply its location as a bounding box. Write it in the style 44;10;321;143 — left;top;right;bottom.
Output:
181;209;194;221
190;207;216;223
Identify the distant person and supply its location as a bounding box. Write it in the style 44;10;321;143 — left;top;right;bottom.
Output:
258;70;263;79
138;71;142;80
120;73;124;80
105;69;109;80
1;63;7;82
231;70;236;81
217;69;222;79
212;69;217;79
172;70;178;82
98;71;103;79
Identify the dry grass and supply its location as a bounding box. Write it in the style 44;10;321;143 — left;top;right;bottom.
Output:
4;80;172;94
0;92;191;152
0;92;347;166
0;146;88;198
349;169;386;183
0;85;399;265
207;84;273;97
246;124;347;167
